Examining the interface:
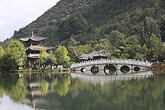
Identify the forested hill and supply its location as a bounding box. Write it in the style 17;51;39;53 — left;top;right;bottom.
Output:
1;0;165;61
9;0;165;44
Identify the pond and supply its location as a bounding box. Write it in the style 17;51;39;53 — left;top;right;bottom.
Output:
0;71;165;110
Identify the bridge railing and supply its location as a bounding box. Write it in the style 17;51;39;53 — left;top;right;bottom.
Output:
71;59;152;69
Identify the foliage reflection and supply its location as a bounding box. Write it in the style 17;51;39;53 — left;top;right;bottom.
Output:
35;75;165;110
7;78;27;103
1;72;165;110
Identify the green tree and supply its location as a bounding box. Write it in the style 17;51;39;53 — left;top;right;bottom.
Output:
55;45;70;65
113;37;147;60
4;40;25;70
141;17;160;47
0;45;4;59
95;38;111;52
147;33;164;61
46;50;57;68
68;36;79;46
40;47;48;59
160;20;165;42
58;14;89;41
0;45;4;66
37;47;48;68
68;44;93;62
0;86;5;98
108;30;125;49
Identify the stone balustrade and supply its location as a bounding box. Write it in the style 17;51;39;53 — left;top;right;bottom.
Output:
71;59;152;69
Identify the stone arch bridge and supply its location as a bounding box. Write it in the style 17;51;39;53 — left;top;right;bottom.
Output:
71;59;152;75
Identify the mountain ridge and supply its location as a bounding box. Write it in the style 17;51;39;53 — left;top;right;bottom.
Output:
1;0;165;49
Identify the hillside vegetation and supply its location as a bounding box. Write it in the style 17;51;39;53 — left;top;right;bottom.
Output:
1;0;165;62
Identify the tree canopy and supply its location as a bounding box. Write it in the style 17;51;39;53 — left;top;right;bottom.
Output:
0;45;4;66
55;45;70;66
3;40;25;70
147;33;165;61
0;0;165;62
46;50;57;68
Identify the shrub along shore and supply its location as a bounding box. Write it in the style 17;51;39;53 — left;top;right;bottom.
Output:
14;68;70;75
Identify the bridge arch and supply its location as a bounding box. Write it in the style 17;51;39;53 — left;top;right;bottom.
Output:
91;66;99;74
81;68;86;73
104;64;116;75
120;65;130;74
134;66;140;72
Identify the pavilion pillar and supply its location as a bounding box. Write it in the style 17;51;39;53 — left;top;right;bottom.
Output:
29;59;31;67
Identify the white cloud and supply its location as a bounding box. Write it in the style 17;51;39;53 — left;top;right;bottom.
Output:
0;0;60;41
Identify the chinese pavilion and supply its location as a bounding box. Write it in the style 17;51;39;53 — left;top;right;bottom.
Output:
78;50;111;61
19;33;53;67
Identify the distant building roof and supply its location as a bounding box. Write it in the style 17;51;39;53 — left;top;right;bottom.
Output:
27;54;40;59
27;53;50;59
19;35;47;42
79;50;111;60
79;53;89;60
26;45;54;51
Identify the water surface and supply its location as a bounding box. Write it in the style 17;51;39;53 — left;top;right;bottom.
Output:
0;71;165;110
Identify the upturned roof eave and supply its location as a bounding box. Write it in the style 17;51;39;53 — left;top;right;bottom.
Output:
78;50;111;60
27;56;40;59
19;36;47;42
26;46;54;52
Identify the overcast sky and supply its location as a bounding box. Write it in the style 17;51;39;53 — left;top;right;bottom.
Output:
0;0;60;41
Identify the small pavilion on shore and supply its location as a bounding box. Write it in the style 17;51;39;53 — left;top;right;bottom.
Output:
19;32;54;67
78;50;111;61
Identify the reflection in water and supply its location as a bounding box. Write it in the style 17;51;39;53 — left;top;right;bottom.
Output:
26;74;71;98
0;73;33;110
39;80;49;96
55;75;71;96
0;95;34;110
1;71;165;110
71;71;153;85
8;78;27;103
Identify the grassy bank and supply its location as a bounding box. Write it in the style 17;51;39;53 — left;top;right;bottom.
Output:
14;68;70;75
